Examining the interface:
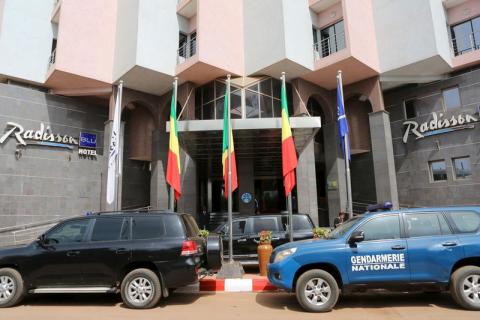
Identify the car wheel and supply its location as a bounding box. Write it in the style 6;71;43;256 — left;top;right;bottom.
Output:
451;266;480;310
121;268;161;309
0;268;25;308
295;269;339;312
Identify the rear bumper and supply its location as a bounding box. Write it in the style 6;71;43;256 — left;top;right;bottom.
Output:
156;256;202;288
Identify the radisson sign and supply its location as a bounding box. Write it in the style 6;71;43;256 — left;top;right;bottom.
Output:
0;122;97;156
402;112;479;143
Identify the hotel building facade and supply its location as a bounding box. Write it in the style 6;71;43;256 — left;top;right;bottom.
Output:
0;0;479;239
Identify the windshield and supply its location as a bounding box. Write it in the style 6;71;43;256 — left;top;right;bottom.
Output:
328;216;361;239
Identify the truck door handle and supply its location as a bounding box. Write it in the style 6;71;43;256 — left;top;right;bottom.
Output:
66;250;80;257
115;248;128;254
271;237;280;241
237;239;247;243
442;242;457;247
253;238;260;244
391;245;405;250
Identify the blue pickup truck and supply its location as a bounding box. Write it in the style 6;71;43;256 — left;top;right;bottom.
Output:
268;206;480;312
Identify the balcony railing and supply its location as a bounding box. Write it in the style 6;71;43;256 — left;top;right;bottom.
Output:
48;49;56;69
313;32;346;61
177;36;197;64
451;31;480;56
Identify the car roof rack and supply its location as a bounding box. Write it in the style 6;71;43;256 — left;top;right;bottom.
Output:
86;208;172;216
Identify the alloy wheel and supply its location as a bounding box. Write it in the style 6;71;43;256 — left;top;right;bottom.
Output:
0;276;15;303
304;278;331;306
127;277;154;304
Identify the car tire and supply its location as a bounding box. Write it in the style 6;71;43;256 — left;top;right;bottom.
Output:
450;265;480;310
0;268;25;308
295;269;339;313
121;268;162;309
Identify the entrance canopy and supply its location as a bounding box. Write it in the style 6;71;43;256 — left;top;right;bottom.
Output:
167;117;321;177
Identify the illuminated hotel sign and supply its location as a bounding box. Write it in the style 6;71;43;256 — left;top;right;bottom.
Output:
402;112;479;143
0;122;97;156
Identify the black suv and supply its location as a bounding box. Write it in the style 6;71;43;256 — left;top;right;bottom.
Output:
0;211;222;309
215;214;315;264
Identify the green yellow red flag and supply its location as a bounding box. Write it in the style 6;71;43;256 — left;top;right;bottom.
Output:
281;75;298;196
166;85;181;200
222;80;238;197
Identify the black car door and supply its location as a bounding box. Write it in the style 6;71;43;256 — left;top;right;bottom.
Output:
221;219;248;257
78;217;132;286
247;216;283;254
27;219;92;287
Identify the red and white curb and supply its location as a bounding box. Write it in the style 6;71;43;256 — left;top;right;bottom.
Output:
176;278;277;293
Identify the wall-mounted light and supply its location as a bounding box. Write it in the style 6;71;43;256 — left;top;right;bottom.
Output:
15;148;22;160
330;11;336;18
358;95;368;102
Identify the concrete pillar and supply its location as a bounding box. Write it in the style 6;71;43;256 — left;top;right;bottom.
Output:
100;121;124;211
238;158;254;215
296;140;319;226
150;129;169;210
368;111;399;209
177;151;198;219
323;122;348;226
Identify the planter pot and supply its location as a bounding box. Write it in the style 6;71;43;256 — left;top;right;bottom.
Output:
257;243;273;276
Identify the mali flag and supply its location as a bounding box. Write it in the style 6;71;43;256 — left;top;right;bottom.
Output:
166;85;181;200
281;76;298;196
222;81;238;197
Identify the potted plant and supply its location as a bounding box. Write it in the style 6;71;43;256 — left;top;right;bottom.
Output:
257;230;273;276
313;227;330;239
199;229;210;239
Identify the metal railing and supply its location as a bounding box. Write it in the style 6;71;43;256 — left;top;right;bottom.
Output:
313;32;346;61
177;36;197;64
451;31;480;56
48;48;56;68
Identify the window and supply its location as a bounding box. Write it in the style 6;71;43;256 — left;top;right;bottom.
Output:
182;215;200;237
281;215;313;231
195;80;241;120
232;220;246;235
451;16;480;56
429;160;447;182
45;219;90;244
252;217;279;234
447;211;480;233
91;218;124;242
358;215;401;241
405;213;451;238
404;99;416;119
317;20;346;58
453;157;472;179
442;87;461;109
132;216;183;240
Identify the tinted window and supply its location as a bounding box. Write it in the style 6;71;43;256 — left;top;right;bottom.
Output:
429;160;447;182
453;157;472;179
281;215;313;231
404;99;416;119
132;216;184;240
442;87;461;109
447;211;480;234
46;219;90;244
232;220;246;235
252;217;279;234
91;218;124;242
405;213;450;237
358;215;401;241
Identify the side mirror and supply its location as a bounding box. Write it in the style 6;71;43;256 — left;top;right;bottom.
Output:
36;234;46;245
349;230;365;244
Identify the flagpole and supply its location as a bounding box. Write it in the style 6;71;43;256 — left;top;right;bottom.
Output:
169;77;178;212
337;70;353;216
281;72;294;243
227;74;233;263
115;80;123;211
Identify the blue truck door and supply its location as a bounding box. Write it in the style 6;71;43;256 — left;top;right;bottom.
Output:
346;214;410;284
405;212;464;283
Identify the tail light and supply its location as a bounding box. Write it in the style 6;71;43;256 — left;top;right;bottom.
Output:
181;240;198;256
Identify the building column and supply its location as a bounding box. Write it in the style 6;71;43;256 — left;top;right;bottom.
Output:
323;122;348;225
100;121;125;211
296;140;319;226
238;159;254;215
150;129;169;210
177;150;197;219
368;110;399;209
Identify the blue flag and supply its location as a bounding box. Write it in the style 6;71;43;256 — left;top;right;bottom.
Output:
337;80;350;161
